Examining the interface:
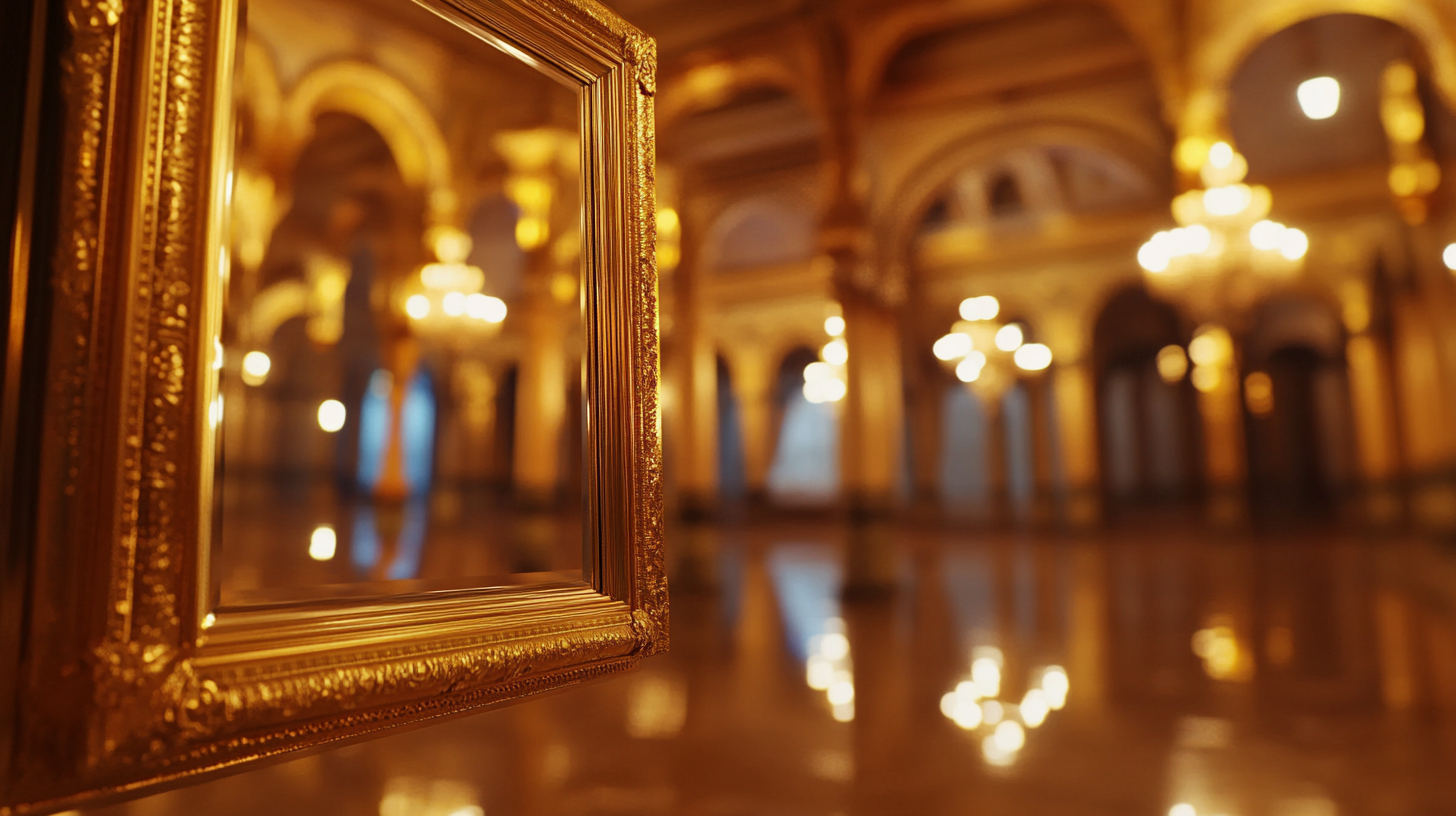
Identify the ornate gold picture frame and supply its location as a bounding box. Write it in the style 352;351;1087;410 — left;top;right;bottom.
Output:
0;0;661;811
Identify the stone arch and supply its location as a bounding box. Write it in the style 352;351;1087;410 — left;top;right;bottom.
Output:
1191;0;1456;129
876;119;1169;302
284;61;454;221
658;55;821;132
854;0;1183;120
703;194;817;272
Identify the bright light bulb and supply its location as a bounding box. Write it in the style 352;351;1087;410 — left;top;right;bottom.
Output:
1249;220;1285;251
309;525;337;561
1207;141;1234;169
933;332;973;361
1041;666;1069;709
972;657;1002;698
955;357;983;383
824;315;846;337
827;680;855;705
241;351;271;386
959;295;1000;321
1013;343;1052;371
1020;688;1050;727
1279;227;1309;261
1298;76;1340;120
820;633;849;660
993;720;1026;752
1204;184;1253;217
824;379;847;402
317;399;346;432
1169;805;1197;816
994;324;1024;352
1445;243;1456;271
951;698;983;730
822;339;848;366
1139;240;1171;273
405;294;431;320
466;293;507;323
442;291;466;317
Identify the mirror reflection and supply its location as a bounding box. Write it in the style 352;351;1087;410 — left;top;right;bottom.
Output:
217;0;585;605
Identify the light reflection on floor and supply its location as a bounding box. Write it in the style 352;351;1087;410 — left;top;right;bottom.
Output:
87;521;1456;816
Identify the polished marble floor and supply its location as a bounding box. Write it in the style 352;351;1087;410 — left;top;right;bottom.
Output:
86;519;1456;816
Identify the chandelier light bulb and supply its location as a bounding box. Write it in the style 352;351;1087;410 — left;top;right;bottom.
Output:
824;315;846;337
822;339;848;366
1249;220;1285;251
405;294;431;320
959;295;1000;321
1208;141;1234;169
994;324;1024;352
1279;228;1309;261
309;525;337;561
442;291;466;317
955;357;983;383
1297;76;1341;120
241;350;272;386
933;332;973;361
1013;343;1052;371
1443;243;1456;271
317;399;347;433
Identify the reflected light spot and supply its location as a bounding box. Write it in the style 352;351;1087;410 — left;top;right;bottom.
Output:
825;315;846;337
981;734;1016;767
933;332;973;361
201;612;216;629
318;399;347;432
831;700;854;722
446;809;484;816
1157;345;1188;383
405;294;431;320
972;656;1002;699
807;656;834;690
1041;666;1069;710
626;672;688;739
822;339;848;366
1170;805;1197;816
1298;76;1341;120
309;525;337;561
827;679;855;706
993;720;1026;752
952;698;983;730
241;350;271;386
1443;243;1456;271
994;324;1024;352
820;632;849;660
1020;688;1050;727
982;699;1004;725
1013;343;1052;371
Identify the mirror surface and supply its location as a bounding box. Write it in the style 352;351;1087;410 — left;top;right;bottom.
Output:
217;0;586;605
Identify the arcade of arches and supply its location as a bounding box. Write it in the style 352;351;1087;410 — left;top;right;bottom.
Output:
50;0;1456;813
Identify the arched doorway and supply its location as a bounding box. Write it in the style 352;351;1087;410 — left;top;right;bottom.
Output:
1242;297;1356;519
767;346;839;505
1093;286;1202;520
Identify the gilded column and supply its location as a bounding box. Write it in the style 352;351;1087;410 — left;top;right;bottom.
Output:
727;345;776;502
1052;361;1101;528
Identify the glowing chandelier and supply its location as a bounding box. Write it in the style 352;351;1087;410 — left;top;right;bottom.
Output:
1137;141;1308;311
802;308;848;404
932;296;1052;399
399;226;508;337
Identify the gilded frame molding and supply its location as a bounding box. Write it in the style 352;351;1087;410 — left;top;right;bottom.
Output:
2;0;662;811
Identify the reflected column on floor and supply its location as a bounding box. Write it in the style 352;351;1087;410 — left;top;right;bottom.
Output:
844;595;910;816
1345;320;1403;526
